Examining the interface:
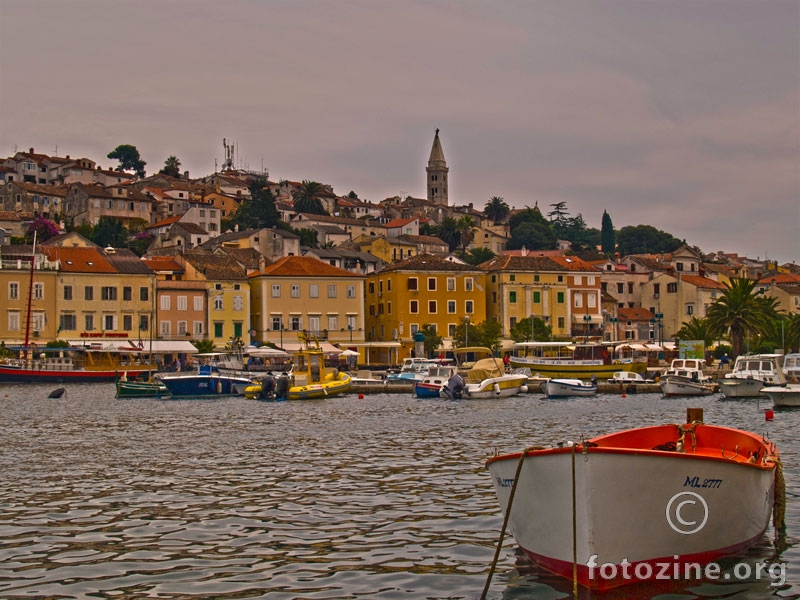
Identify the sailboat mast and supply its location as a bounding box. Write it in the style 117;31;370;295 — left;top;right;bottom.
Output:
23;231;37;361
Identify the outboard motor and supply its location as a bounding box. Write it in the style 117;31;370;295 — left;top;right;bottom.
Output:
275;373;290;400
590;374;597;386
441;373;466;400
259;374;276;400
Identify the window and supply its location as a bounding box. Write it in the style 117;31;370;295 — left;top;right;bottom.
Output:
178;321;187;336
407;277;418;291
101;287;117;301
653;283;661;295
677;262;684;272
574;293;583;308
587;276;595;285
347;315;357;331
85;314;95;331
667;283;678;293
588;293;596;308
233;296;243;311
617;283;624;294
557;291;565;304
64;285;73;301
160;296;171;311
271;316;282;331
328;285;337;298
291;284;301;298
215;284;222;290
32;312;45;331
308;316;320;333
628;282;634;294
510;274;516;282
410;324;419;335
557;316;565;329
686;304;695;315
557;275;564;283
104;315;115;330
140;287;149;302
123;287;132;301
410;300;419;314
139;314;149;331
85;286;94;301
214;322;223;337
33;283;44;300
387;280;391;292
465;278;473;291
533;291;540;303
449;323;457;337
387;301;392;314
447;277;455;291
177;296;187;311
347;284;356;298
194;296;203;311
509;291;517;304
368;282;375;294
510;316;517;328
234;322;243;338
428;277;436;291
328;315;338;330
8;312;20;331
271;284;281;298
448;300;456;313
291;316;301;331
9;282;19;300
193;321;203;336
213;296;223;311
59;314;76;331
123;315;133;331
309;284;319;298
428;300;437;313
465;300;474;314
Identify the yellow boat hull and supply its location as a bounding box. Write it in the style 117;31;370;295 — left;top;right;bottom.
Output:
287;371;352;400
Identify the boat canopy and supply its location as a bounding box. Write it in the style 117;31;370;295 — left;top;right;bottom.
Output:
280;341;342;354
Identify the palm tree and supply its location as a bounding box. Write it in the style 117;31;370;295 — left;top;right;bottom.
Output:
464;247;495;266
456;215;476;253
484;196;510;223
292;180;327;215
674;316;715;349
435;217;461;252
785;313;800;352
705;278;781;357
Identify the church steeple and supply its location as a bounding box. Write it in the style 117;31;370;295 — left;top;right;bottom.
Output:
426;128;449;206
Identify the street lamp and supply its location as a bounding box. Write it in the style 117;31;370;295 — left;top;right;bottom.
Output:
609;317;619;342
583;314;592;343
464;315;469;347
279;318;284;349
348;324;353;343
655;312;663;346
530;314;535;343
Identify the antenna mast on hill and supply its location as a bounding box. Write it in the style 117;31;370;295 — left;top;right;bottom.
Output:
222;138;234;172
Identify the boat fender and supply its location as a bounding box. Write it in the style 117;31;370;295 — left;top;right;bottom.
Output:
493;383;501;395
216;380;223;394
520;384;528;393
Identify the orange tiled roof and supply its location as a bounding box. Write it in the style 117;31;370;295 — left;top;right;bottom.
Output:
618;307;654;321
679;275;727;289
148;215;183;229
759;273;800;284
385;217;417;228
250;255;357;278
41;246;116;273
142;257;183;272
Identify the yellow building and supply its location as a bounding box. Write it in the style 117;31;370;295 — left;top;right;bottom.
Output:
0;245;59;345
36;246;156;345
351;235;416;264
249;255;365;348
365;254;486;357
482;254;603;340
179;250;250;348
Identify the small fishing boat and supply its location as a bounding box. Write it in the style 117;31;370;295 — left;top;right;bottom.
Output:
607;371;655;385
244;335;352;400
659;358;717;397
413;363;458;398
386;357;440;383
719;354;786;398
541;377;598;398
760;383;800;407
115;375;169;398
441;348;528;399
156;365;255;398
485;410;782;590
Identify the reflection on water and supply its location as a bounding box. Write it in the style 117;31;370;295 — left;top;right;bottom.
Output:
0;384;798;599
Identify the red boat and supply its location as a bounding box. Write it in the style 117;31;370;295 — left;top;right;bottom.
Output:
0;348;150;383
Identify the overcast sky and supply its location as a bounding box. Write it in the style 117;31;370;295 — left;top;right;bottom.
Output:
1;0;798;263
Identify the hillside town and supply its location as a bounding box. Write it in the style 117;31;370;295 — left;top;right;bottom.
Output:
1;131;798;364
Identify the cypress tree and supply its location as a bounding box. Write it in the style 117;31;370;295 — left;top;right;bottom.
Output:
601;210;615;256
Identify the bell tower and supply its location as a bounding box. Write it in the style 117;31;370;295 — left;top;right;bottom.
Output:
426;128;449;206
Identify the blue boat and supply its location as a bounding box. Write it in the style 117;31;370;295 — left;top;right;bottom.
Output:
156;365;254;397
412;364;459;398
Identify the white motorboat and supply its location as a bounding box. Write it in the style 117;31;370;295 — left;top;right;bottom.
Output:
541;377;598;398
441;348;528;399
386;357;439;383
659;358;717;397
760;384;800;407
485;417;781;590
719;354;786;398
782;353;800;382
413;363;459;398
606;371;655;385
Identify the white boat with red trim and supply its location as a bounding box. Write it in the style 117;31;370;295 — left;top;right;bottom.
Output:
485;416;781;590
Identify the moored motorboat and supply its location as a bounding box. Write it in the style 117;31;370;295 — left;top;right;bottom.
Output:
541;377;598;398
607;371;655;385
760;384;800;407
659;358;717;396
156;365;255;397
510;342;643;379
441;348;528;399
719;354;786;398
386;357;439;383
115;374;169;398
485;413;782;590
413;363;459;398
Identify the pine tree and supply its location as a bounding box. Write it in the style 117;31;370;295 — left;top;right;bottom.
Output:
601;210;615;255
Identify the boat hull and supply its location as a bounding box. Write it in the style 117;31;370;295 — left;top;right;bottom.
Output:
287;372;352;400
413;381;444;398
158;374;254;397
508;358;642;379
0;365;149;383
464;374;528;399
541;378;597;398
660;377;716;397
761;384;800;407
719;378;766;398
486;424;777;590
115;380;169;398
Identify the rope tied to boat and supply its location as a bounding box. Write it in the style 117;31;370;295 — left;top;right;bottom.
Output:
481;445;544;600
768;456;786;532
675;421;701;453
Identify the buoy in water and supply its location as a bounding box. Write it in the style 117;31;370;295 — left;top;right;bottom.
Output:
358;393;364;399
765;409;774;421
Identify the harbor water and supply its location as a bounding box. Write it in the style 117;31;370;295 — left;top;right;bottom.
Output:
1;384;798;599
